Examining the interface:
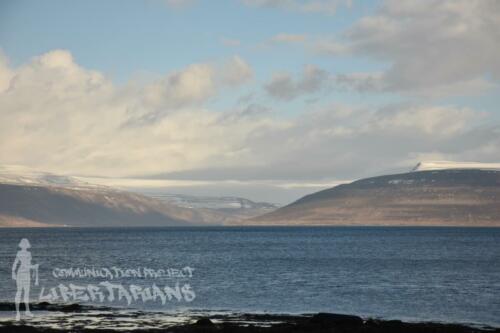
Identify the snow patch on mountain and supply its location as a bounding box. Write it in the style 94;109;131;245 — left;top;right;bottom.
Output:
411;161;500;172
144;193;279;211
0;165;106;190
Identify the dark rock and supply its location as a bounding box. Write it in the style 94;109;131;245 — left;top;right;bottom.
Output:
59;303;84;313
0;311;497;333
0;326;42;333
195;318;214;326
309;312;364;326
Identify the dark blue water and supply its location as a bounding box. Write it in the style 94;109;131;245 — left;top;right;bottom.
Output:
1;227;499;326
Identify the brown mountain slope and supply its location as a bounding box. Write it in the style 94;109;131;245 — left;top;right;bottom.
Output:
0;183;226;227
249;169;500;226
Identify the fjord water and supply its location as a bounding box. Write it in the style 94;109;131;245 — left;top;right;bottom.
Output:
1;227;499;326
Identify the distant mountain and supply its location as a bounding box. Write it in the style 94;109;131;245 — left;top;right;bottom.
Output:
250;168;500;226
143;193;279;220
0;166;227;227
0;165;279;227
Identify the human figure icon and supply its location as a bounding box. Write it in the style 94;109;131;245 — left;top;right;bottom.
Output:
12;238;39;321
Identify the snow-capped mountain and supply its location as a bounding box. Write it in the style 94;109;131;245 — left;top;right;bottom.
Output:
0;165;230;227
0;165;278;227
252;168;500;226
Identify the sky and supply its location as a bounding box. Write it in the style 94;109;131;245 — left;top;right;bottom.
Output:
0;0;499;203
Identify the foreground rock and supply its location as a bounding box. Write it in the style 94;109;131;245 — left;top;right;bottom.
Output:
0;309;498;333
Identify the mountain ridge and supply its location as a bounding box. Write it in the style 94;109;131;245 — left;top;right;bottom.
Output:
0;182;216;227
249;169;500;226
0;166;277;227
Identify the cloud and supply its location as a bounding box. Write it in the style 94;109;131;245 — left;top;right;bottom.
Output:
264;65;395;101
220;56;253;86
1;49;498;194
143;63;215;107
122;63;216;126
150;103;497;184
242;0;351;15
327;0;500;96
219;103;273;123
0;50;265;177
0;51;14;93
121;55;252;126
369;105;479;136
265;65;329;100
332;72;494;97
334;72;385;93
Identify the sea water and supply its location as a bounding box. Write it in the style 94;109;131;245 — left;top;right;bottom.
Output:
0;227;499;326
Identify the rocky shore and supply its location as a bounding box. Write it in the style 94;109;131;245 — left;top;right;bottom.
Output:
0;303;498;333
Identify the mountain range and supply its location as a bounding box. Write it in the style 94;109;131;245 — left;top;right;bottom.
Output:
1;163;499;227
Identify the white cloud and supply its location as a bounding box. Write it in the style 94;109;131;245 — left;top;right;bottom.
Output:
259;104;495;179
369;105;479;136
0;50;265;177
0;51;14;93
144;64;215;107
153;103;498;184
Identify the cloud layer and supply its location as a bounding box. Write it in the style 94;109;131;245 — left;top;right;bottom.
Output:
1;50;498;186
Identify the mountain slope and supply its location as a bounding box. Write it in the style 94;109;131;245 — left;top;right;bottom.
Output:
0;165;233;227
250;169;500;226
0;165;278;227
0;183;224;227
0;165;281;226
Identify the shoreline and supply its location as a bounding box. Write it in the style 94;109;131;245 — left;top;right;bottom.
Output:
0;303;499;333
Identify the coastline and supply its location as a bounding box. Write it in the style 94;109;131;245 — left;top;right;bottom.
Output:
0;303;499;333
